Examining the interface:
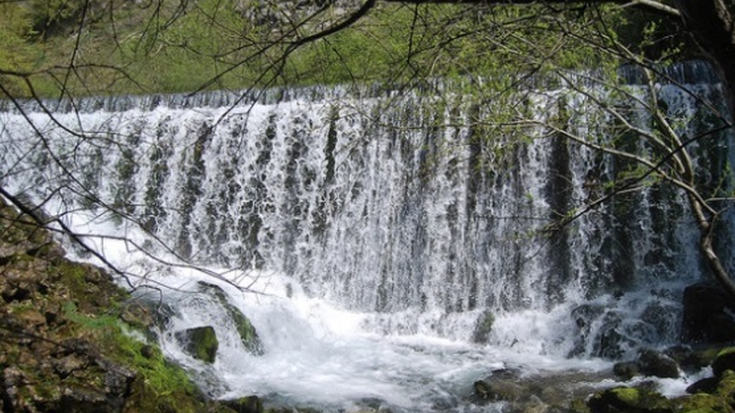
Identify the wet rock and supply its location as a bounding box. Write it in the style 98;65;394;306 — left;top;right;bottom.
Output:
121;294;178;341
222;395;263;413
569;304;633;359
471;310;495;344
594;312;631;359
474;368;614;411
638;299;673;329
637;349;679;379
197;281;263;355
474;368;523;401
681;282;735;343
175;326;219;363
711;347;735;377
569;303;605;357
662;345;697;373
678;370;735;412
686;377;719;394
613;361;639;381
474;376;525;402
587;386;673;413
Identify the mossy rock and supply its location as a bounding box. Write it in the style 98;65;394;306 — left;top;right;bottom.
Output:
197;282;263;355
678;393;729;413
588;386;674;413
474;377;525;401
222;395;264;413
175;326;219;363
712;347;735;377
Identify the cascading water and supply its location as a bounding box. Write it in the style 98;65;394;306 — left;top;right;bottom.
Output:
0;62;733;411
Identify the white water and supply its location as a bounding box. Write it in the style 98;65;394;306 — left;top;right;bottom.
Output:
0;68;732;411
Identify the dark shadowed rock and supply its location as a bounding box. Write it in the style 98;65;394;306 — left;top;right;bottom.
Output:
637;349;679;379
60;387;110;413
681;282;735;343
223;395;263;413
613;361;639;381
712;347;735;377
686;377;719;394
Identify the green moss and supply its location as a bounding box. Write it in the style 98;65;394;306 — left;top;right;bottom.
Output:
64;301;118;329
611;387;640;404
64;304;206;413
197;282;263;354
176;326;219;364
680;393;727;413
713;349;735;377
589;386;674;413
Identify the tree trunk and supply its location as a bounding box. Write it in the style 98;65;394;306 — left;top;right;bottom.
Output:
687;193;735;301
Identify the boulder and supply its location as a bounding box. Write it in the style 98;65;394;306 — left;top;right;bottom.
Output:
711;347;735;377
668;345;720;374
222;395;263;413
613;361;639;381
474;368;525;402
637;349;680;379
471;310;495;344
686;377;719;394
569;303;605;357
175;326;219;363
197;282;263;355
681;282;735;343
569;304;634;359
588;386;674;413
474;377;526;402
474;368;616;411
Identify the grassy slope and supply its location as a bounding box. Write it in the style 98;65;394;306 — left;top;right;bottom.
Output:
0;197;241;413
0;0;678;99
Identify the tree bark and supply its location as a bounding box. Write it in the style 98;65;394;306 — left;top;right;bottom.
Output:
688;193;735;300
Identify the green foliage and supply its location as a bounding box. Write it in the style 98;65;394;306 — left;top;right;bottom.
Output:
26;0;86;36
0;3;40;96
0;0;679;97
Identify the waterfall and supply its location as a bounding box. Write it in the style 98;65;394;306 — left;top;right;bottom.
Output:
1;62;732;411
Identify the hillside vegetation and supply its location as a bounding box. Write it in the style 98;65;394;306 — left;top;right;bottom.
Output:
0;0;688;99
